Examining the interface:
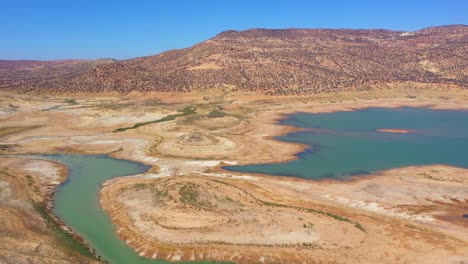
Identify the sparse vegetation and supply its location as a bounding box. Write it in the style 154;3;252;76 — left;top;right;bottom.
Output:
178;183;213;208
178;114;203;125
179;184;200;204
0;126;41;138
26;175;34;187
354;222;366;232
0;144;18;152
152;189;168;204
33;203;95;258
262;198;367;231
304;208;352;223
210;179;367;231
4;27;467;94
64;98;78;105
133;183;147;190
113;106;196;132
207;108;225;118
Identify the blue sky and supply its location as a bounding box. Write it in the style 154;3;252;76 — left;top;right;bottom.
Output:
2;0;467;60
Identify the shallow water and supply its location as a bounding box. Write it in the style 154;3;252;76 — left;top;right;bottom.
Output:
38;154;219;264
226;107;468;179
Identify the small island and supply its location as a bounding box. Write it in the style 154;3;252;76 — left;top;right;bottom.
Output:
376;128;416;134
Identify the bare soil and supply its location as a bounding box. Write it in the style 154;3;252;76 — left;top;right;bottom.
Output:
1;89;468;263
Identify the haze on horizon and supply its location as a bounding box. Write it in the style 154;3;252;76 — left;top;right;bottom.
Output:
2;0;468;60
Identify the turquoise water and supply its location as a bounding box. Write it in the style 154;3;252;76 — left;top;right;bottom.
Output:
38;154;220;264
226;108;468;179
32;108;468;263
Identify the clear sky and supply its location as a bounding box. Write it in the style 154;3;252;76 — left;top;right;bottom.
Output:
2;0;467;60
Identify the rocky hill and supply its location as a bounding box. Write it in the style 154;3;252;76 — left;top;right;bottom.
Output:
2;25;467;94
0;59;115;89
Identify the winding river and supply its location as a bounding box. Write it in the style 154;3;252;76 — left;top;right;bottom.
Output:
38;154;217;264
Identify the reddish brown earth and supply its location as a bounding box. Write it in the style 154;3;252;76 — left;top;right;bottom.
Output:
1;25;467;94
0;59;115;88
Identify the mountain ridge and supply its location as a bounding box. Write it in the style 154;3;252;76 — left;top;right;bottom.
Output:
1;25;467;94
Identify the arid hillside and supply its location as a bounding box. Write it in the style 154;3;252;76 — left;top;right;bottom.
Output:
2;25;467;94
0;59;115;89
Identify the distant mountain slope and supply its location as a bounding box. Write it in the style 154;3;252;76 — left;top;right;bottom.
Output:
2;25;467;94
0;59;115;89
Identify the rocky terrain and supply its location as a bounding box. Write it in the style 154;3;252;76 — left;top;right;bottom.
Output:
0;59;115;89
1;25;467;94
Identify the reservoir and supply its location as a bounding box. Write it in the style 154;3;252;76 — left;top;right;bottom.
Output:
36;107;468;263
226;107;468;179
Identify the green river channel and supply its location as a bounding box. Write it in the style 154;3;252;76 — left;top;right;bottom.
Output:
36;154;221;264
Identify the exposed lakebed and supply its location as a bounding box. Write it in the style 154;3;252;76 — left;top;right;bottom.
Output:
35;107;468;263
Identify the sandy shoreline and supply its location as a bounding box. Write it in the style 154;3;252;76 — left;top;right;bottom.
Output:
10;156;102;258
0;156;100;263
